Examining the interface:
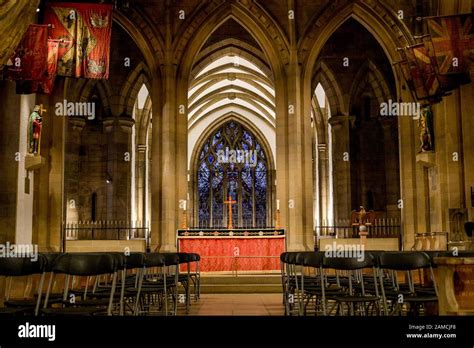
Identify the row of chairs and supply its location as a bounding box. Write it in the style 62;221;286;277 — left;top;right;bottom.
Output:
279;250;465;316
0;252;201;316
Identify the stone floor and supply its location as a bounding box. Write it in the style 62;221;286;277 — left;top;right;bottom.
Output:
184;293;284;316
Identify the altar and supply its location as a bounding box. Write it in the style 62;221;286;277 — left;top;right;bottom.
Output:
177;228;286;273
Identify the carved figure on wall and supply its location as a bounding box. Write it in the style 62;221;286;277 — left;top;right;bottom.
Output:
28;104;43;155
419;106;434;152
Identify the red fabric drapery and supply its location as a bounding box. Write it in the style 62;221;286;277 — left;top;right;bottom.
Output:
6;24;48;81
44;2;113;79
178;237;285;272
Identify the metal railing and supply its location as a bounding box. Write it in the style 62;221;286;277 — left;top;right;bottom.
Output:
64;221;150;249
315;218;401;239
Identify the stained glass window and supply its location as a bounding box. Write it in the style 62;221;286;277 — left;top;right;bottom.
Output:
196;121;269;228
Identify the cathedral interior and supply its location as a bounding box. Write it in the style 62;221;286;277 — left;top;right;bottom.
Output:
0;0;474;326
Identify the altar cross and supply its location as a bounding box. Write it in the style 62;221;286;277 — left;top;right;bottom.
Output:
224;195;236;230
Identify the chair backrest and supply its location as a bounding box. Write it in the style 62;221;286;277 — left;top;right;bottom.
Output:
302;252;324;268
322;253;374;270
281;252;303;265
188;253;200;262
295;252;315;265
177;253;191;264
125;253;146;269
109;253;126;271
0;255;45;276
162;253;180;266
52;253;116;276
378;251;431;270
41;253;62;272
144;253;165;267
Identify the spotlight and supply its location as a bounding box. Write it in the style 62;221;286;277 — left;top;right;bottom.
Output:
106;173;112;184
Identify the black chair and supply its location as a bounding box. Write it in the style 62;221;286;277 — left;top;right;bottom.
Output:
188;253;201;301
321;253;381;316
121;252;146;315
162;253;180;315
0;255;46;316
378;251;438;316
300;252;328;315
177;253;192;313
134;253;174;316
42;253;118;316
280;251;316;316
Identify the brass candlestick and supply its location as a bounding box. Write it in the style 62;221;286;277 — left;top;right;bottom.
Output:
275;209;281;229
181;209;188;229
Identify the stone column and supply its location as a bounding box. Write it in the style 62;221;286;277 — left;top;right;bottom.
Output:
380;118;400;218
0;81;21;244
272;4;315;251
328;115;353;222
150;59;187;252
103;116;134;222
35;79;66;251
135;144;147;225
318;144;330;224
64;118;85;222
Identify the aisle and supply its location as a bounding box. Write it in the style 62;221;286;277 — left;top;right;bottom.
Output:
185;294;284;316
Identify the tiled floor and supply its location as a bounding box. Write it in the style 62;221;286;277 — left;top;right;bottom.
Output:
184;293;284;316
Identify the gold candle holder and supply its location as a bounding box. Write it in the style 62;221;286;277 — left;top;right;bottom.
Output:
181;209;188;229
275;209;281;229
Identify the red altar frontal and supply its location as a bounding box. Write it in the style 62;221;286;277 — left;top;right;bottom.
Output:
177;229;286;272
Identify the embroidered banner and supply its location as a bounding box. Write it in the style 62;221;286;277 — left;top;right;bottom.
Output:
42;39;60;94
6;24;48;81
426;14;474;75
399;43;442;102
15;39;59;95
44;2;113;79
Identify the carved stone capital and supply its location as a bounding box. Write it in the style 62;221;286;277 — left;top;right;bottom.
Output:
69;118;86;133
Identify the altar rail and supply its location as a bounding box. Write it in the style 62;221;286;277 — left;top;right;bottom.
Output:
316;218;402;249
64;221;150;248
315;218;401;238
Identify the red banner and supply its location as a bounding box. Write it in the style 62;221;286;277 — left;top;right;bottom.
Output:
42;39;60;94
6;24;48;81
44;2;113;79
15;39;59;95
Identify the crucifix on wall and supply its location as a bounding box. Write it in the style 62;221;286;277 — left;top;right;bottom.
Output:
224;195;236;230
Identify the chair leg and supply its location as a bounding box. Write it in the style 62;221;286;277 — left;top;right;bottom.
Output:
35;272;46;316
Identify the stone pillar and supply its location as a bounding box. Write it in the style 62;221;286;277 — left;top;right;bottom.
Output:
150;59;186;252
280;61;315;251
318;144;330;223
381;119;400;218
273;5;315;251
0;81;21;245
64;118;85;222
135;144;147;224
35;80;66;251
103;116;134;222
329;115;353;222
